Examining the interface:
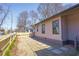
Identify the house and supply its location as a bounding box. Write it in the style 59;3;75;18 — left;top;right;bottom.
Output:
0;28;5;36
32;4;79;47
26;26;33;32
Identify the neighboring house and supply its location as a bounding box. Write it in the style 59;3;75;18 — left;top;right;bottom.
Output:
17;26;26;32
32;4;79;47
26;26;33;32
0;29;5;36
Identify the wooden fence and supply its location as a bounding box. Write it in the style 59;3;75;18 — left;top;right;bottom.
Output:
0;32;16;56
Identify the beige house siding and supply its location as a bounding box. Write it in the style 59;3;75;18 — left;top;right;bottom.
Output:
61;15;68;41
66;13;79;40
34;16;62;41
61;9;79;41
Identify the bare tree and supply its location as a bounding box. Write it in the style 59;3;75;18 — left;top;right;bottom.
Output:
30;10;38;24
37;3;50;19
17;11;28;32
49;3;64;15
26;19;32;26
0;4;9;28
37;3;64;20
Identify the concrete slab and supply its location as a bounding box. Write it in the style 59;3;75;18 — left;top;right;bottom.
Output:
41;44;47;46
47;47;54;50
15;33;77;56
51;49;63;54
59;47;69;51
38;43;43;45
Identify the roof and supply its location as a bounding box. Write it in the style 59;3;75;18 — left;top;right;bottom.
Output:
33;4;79;26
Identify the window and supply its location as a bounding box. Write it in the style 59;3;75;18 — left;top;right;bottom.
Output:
52;20;59;34
42;24;45;34
37;26;38;32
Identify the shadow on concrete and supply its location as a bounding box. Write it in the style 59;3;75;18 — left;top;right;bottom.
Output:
35;47;57;56
31;36;63;47
35;45;77;56
30;36;77;56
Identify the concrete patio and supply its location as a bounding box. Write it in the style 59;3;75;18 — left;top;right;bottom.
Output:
14;33;77;56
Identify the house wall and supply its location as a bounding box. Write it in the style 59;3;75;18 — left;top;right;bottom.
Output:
61;15;68;41
61;9;79;46
66;13;79;41
34;16;62;41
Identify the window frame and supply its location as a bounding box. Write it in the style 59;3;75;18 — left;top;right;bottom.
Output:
37;25;38;32
52;20;60;34
42;23;45;34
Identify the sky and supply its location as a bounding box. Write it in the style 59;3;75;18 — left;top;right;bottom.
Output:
1;3;39;30
1;3;76;30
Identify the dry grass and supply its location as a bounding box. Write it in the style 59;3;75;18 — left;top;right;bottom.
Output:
9;37;18;56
